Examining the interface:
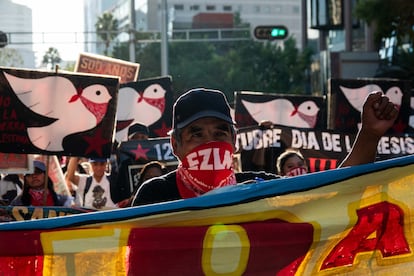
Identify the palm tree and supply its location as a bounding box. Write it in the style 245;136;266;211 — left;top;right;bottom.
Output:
95;12;119;56
42;47;61;70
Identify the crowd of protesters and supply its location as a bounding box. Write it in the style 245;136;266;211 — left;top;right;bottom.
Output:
0;88;399;211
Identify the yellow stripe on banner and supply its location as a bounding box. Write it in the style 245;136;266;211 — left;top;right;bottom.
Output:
41;228;130;276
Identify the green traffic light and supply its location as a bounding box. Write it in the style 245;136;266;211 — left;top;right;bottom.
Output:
254;25;288;40
271;28;286;37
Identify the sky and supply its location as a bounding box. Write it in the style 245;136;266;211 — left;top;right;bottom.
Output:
12;0;85;64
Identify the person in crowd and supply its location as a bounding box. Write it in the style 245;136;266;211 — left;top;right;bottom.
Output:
136;161;168;190
251;120;276;171
232;153;242;173
127;123;150;141
119;161;168;207
131;88;398;206
111;123;152;207
65;157;117;209
11;160;72;207
62;156;91;197
276;148;308;177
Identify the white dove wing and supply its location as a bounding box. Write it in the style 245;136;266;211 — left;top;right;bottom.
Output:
340;84;382;112
116;87;140;121
242;98;295;125
4;72;75;118
130;84;166;126
115;87;140;142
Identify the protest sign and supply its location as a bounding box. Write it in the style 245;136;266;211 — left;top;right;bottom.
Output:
0;67;119;158
75;52;140;83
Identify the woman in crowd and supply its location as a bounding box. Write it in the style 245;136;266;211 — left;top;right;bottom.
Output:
11;160;72;207
276;148;309;177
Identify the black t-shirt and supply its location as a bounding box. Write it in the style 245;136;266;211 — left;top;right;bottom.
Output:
131;170;280;206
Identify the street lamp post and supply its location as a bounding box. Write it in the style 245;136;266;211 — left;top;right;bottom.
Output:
161;0;169;75
129;0;136;63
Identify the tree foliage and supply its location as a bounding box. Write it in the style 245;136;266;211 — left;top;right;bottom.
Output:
0;48;23;67
113;37;312;101
354;0;414;81
95;12;119;56
354;0;414;47
42;47;61;70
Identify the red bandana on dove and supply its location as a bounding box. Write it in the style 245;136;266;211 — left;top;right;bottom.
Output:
176;141;237;199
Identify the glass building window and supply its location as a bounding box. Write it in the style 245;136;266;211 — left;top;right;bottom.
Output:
206;5;216;11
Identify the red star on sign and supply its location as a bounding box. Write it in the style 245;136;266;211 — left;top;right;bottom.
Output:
131;144;150;160
83;128;110;156
393;118;406;133
153;121;171;137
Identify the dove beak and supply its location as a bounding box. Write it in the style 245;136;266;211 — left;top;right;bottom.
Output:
137;92;143;103
290;107;298;116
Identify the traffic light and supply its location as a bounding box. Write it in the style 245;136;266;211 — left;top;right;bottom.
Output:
254;25;288;40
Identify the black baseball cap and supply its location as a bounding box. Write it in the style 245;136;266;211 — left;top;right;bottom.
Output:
88;158;109;163
172;88;235;130
128;123;149;138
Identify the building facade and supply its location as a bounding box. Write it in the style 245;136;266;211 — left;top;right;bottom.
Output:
147;0;303;47
0;0;35;68
84;0;304;56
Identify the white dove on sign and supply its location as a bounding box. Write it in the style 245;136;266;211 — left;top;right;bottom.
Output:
241;98;319;128
339;84;403;112
115;84;166;142
3;72;112;152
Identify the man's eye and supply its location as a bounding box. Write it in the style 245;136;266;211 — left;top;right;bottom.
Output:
216;131;228;137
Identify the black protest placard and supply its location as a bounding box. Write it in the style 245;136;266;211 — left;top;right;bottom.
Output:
237;125;414;173
0;67;119;158
115;138;178;196
329;78;412;133
115;76;173;143
234;91;326;129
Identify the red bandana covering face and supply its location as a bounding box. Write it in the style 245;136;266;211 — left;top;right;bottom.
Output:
176;141;237;199
29;189;54;206
285;167;308;177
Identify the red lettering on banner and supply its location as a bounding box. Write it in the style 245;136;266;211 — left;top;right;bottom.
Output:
321;201;410;270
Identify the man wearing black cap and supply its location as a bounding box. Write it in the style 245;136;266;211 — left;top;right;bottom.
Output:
131;88;399;206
